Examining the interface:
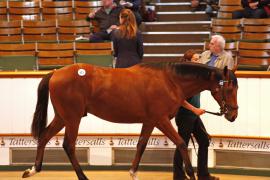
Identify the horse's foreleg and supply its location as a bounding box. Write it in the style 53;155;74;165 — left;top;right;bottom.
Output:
22;115;64;178
63;123;88;180
156;119;195;180
129;124;154;180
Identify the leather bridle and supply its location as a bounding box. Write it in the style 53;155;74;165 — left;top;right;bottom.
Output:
206;80;238;116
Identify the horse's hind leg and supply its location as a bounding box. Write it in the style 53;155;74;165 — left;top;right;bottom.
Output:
63;122;88;180
22;115;64;178
129;124;154;180
156;119;196;180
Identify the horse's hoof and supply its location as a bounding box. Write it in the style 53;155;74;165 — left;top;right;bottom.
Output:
78;174;89;180
129;169;139;180
22;166;37;178
22;169;30;178
186;176;196;180
79;177;89;180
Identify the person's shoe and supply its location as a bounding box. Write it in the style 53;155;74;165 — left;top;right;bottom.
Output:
198;174;220;180
174;175;190;180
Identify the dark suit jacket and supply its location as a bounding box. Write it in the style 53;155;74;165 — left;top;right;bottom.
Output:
112;30;144;68
126;0;141;11
86;5;123;32
241;0;270;8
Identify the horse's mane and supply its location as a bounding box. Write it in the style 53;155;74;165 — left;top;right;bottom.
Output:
139;61;238;86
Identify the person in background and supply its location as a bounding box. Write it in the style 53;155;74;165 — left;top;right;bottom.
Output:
111;9;143;68
173;49;219;180
118;0;142;26
200;35;235;70
190;0;201;11
232;0;269;19
190;0;218;17
86;0;123;42
182;49;201;63
205;0;219;16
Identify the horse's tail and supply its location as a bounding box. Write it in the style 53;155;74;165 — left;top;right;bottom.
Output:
31;72;54;140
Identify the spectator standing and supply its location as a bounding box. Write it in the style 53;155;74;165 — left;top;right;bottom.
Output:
111;9;144;68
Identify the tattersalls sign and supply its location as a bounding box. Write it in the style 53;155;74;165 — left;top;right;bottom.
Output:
0;136;164;148
8;138;38;146
217;139;270;151
1;136;270;152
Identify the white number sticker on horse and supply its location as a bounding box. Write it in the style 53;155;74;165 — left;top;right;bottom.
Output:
78;69;86;76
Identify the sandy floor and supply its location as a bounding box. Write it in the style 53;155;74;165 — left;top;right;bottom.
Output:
0;171;270;180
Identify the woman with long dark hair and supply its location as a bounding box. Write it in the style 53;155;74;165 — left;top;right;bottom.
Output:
111;9;143;68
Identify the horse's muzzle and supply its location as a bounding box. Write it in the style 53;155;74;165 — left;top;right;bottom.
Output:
225;113;237;122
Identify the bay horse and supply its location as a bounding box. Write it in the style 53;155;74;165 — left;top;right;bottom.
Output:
22;62;238;180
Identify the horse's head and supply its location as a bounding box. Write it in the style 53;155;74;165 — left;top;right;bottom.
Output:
210;66;238;122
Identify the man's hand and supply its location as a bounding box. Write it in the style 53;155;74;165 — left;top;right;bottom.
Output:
120;0;133;7
119;0;126;5
125;2;133;7
88;12;96;18
107;25;119;34
110;25;118;30
88;9;99;18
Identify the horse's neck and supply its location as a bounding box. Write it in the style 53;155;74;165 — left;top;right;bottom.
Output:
179;78;212;98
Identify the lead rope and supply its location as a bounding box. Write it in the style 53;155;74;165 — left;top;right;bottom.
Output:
205;110;223;116
190;125;211;158
190;135;197;156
